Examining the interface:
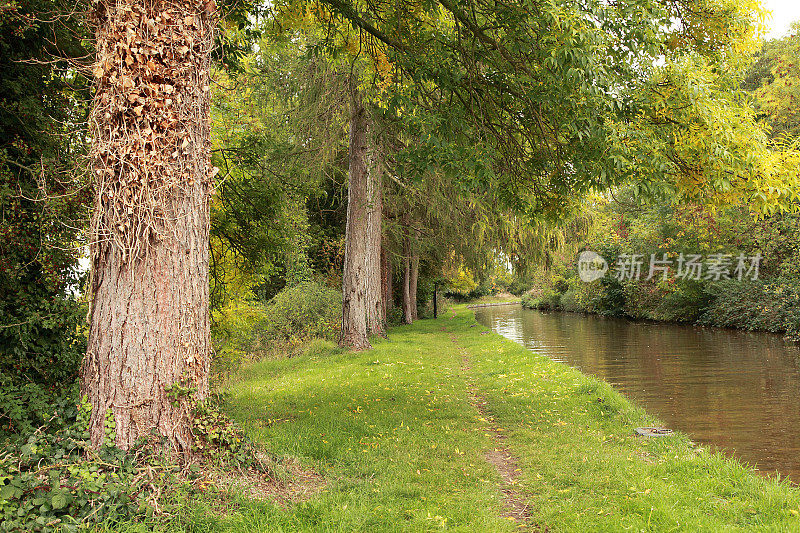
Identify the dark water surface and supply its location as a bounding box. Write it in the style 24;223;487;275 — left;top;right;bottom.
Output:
474;304;800;482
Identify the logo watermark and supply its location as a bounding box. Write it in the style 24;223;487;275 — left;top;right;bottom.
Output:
578;251;609;282
578;251;761;282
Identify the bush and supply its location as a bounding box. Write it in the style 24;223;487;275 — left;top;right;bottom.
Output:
622;279;668;320
0;297;86;440
211;281;342;374
552;275;569;294
386;306;404;327
211;299;269;376
259;281;342;343
653;280;712;322
302;338;341;358
521;288;561;310
418;293;449;319
0;379;64;443
593;277;626;316
0;393;270;532
699;278;800;340
507;276;533;296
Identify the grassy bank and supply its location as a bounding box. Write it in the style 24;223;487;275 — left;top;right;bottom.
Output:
132;307;800;531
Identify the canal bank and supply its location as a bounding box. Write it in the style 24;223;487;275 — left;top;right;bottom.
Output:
212;305;800;531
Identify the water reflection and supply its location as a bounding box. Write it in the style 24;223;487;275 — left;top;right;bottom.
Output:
474;305;800;482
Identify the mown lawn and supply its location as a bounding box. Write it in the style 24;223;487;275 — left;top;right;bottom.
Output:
118;306;800;532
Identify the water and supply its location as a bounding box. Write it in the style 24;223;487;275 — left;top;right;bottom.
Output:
474;304;800;482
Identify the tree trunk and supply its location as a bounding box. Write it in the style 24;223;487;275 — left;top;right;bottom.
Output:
365;147;385;337
81;0;217;455
402;220;413;324
340;89;372;349
380;242;391;319
410;248;419;321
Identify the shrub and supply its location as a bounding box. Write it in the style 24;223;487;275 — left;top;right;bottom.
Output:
507;276;533;296
552;275;569;294
699;278;800;340
0;379;52;441
302;338;341;358
211;281;342;374
622;279;668;320
592;277;626;316
0;392;270;532
418;293;450;319
259;281;342;343
386;306;404;327
211;299;269;376
0;296;86;439
521;288;561;310
653;279;712;322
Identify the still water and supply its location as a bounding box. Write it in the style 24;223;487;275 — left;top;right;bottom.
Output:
474;304;800;482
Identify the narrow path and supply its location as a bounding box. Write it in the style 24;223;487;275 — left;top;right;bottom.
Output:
446;329;540;529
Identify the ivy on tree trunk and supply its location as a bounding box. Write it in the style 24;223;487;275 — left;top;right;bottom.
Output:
81;0;217;456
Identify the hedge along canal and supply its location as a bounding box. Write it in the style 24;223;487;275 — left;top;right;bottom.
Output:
474;303;800;483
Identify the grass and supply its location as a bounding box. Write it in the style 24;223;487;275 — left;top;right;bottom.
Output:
114;306;800;531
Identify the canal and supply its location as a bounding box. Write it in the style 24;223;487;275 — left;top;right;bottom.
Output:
474;304;800;482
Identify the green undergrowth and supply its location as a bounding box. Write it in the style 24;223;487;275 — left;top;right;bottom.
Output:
117;307;800;531
463;294;521;305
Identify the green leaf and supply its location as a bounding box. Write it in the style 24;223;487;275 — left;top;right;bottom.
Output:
49;488;73;510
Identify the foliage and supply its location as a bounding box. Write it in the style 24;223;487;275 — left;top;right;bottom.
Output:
211;299;270;377
211;281;342;375
0;391;274;532
190;396;257;468
699;278;800;341
0;397;178;532
259;281;342;344
745;23;800;141
209;31;348;309
0;0;90;440
310;0;794;218
519;192;800;338
443;266;479;298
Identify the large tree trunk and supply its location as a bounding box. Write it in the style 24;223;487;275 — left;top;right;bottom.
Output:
365;148;385;337
402;219;413;324
380;242;391;319
340;89;373;349
81;0;217;455
410;247;419;321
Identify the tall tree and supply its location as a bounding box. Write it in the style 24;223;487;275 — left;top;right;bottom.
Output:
81;0;218;454
364;141;385;337
339;87;373;349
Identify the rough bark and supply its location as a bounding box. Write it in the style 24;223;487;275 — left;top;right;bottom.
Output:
402;219;413;324
380;242;392;319
340;89;372;349
81;0;216;455
365;147;385;337
410;247;419;321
